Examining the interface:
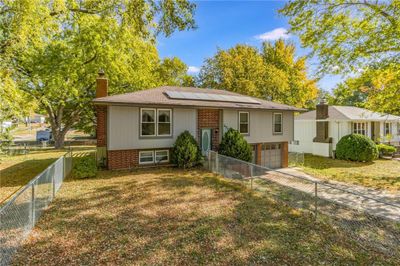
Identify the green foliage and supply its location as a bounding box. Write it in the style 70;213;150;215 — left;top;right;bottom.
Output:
336;134;378;162
329;62;400;116
377;143;396;155
219;128;252;162
199;40;318;108
280;0;400;74
171;131;202;168
72;156;97;179
0;0;196;148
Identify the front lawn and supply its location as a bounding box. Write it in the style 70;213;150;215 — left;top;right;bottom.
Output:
13;168;398;265
300;154;400;191
0;146;95;203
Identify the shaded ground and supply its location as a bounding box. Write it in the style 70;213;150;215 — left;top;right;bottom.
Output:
0;147;95;203
12;168;399;265
300;154;400;191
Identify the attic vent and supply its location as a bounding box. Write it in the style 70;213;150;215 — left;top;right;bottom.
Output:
165;91;260;104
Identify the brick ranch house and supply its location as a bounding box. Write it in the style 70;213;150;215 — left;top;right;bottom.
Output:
93;72;303;170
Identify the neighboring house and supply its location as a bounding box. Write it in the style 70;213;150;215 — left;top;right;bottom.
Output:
290;100;400;157
93;72;302;170
26;113;46;124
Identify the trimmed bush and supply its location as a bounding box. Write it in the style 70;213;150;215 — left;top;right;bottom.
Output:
377;143;396;155
72;156;97;178
171;131;202;168
219;128;252;162
336;134;378;162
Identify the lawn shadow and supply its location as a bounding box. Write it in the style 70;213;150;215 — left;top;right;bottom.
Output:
10;169;399;265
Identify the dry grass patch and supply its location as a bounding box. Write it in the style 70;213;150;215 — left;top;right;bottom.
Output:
300;155;400;191
13;168;399;265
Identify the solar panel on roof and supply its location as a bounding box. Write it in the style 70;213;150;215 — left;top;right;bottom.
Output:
165;91;260;104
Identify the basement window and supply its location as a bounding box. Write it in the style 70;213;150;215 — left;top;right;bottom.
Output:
139;151;154;164
155;150;169;163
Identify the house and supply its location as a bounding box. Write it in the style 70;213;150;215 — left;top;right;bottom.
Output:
289;99;400;157
93;72;303;170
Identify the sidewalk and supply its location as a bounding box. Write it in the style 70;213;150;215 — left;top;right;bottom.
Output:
261;167;400;221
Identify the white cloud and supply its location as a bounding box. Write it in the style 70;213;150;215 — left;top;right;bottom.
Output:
331;65;340;72
255;28;290;41
188;66;200;74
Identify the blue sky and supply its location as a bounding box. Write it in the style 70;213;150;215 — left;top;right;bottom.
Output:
157;0;342;92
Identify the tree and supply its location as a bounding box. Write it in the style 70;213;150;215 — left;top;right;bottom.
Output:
1;0;196;148
219;128;252;162
330;62;400;115
199;41;318;108
171;130;202;168
280;0;400;74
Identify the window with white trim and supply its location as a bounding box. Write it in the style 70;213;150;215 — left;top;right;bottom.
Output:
140;108;172;137
157;109;172;136
141;109;156;136
353;122;368;136
239;112;249;134
155;150;169;163
385;122;392;136
273;113;283;134
139;151;154;164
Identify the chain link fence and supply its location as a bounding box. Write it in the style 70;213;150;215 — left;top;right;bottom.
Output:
0;150;73;265
205;151;400;257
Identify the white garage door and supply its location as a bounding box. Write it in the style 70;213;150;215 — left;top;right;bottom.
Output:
261;143;282;169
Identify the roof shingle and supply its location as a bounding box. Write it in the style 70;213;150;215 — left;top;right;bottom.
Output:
93;86;303;111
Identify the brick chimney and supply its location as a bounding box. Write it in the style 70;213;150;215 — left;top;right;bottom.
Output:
313;98;332;143
96;70;108;167
96;69;108;98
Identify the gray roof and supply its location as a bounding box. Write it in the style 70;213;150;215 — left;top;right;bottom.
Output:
296;106;400;121
93;86;303;111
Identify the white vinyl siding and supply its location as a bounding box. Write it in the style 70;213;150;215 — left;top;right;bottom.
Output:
223;109;294;143
108;106;196;150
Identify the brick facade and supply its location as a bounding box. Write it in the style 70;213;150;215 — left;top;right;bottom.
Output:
96;106;107;147
108;149;138;170
197;109;220;151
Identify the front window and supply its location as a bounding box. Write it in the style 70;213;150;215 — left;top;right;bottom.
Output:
140;108;172;137
239;112;249;134
273;113;283;134
157;109;172;136
155;150;169;163
139;151;154;164
141;109;156;136
353;122;368;136
385;122;391;135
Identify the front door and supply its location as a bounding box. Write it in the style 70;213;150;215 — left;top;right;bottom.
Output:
201;128;212;155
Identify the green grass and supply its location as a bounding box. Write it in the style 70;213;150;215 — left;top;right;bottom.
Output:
299;154;400;191
12;168;399;265
0;146;95;203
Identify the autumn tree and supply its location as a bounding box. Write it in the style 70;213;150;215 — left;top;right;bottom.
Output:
0;0;196;148
331;62;400;116
199;40;318;108
280;0;400;74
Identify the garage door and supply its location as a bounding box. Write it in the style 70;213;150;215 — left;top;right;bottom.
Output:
261;143;282;169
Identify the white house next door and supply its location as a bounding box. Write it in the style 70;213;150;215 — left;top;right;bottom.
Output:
201;128;212;155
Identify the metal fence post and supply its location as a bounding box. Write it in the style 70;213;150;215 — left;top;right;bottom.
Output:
314;182;318;220
31;183;35;227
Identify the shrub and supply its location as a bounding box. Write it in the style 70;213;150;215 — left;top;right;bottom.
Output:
377;143;396;155
336;134;378;162
219;128;252;162
171;131;202;168
72;155;97;178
